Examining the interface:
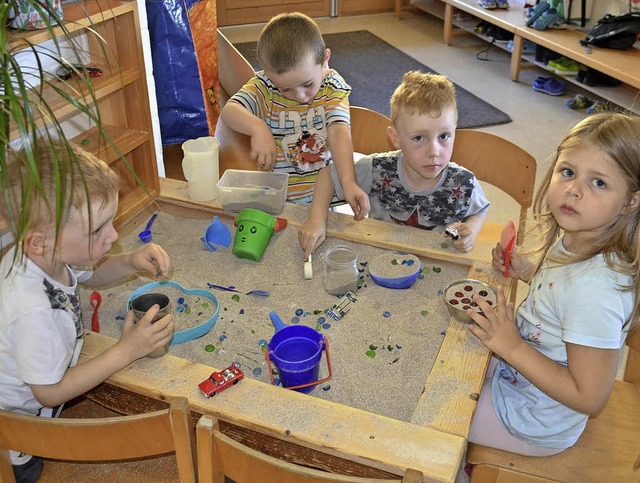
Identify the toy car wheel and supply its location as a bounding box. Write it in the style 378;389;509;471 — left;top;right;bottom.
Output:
233;380;239;384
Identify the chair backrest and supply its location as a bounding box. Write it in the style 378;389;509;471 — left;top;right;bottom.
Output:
349;106;394;155
0;397;196;483
625;327;640;384
217;29;255;99
196;415;423;483
450;129;537;247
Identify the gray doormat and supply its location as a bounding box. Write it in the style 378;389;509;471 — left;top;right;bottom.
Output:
233;30;512;129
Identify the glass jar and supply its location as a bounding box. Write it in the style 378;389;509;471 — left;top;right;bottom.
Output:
323;246;359;296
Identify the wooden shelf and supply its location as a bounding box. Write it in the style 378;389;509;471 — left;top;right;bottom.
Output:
6;0;158;226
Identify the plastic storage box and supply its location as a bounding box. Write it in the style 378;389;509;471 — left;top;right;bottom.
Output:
217;170;289;214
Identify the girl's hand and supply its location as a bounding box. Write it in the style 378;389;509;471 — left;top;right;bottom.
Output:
298;215;327;261
250;124;277;171
129;244;172;278
448;222;477;253
491;243;532;282
118;306;174;360
467;285;522;360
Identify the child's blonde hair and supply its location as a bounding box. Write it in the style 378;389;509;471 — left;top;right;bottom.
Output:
257;12;325;74
530;113;640;331
0;142;119;241
390;71;458;123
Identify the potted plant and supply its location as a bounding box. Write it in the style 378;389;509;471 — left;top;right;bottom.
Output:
1;0;133;246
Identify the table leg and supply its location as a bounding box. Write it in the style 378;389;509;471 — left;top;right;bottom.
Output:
509;35;525;82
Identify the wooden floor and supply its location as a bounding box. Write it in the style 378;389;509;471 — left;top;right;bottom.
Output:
38;398;180;482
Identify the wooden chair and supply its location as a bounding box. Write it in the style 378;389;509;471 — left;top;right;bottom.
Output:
0;397;196;483
467;328;640;482
350;106;394;155
196;415;424;482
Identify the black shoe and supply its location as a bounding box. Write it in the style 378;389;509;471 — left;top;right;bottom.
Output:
577;68;621;87
13;456;43;483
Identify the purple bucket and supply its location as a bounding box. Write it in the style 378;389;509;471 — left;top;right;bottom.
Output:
266;312;331;393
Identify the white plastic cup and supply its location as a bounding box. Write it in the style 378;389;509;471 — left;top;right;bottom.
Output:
181;136;219;202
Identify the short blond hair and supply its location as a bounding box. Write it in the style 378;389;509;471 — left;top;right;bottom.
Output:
390;71;457;123
0;141;119;239
257;12;325;74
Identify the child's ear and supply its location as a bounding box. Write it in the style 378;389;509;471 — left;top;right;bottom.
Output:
387;125;399;149
322;48;331;69
624;190;640;214
23;230;48;257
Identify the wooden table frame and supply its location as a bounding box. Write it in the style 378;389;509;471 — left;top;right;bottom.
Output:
81;177;509;482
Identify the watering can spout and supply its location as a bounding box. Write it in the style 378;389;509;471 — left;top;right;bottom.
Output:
269;311;287;332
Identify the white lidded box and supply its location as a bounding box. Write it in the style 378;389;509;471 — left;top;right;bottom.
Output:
217;169;289;214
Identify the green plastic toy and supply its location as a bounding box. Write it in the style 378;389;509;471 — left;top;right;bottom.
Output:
233;209;287;261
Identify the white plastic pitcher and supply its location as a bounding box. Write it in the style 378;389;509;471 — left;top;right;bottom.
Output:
181;136;219;202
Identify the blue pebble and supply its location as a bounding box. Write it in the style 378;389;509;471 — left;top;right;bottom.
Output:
383;311;391;318
304;311;311;317
115;314;125;321
274;377;281;386
219;334;228;342
322;323;331;329
232;361;241;368
317;316;325;324
322;384;331;391
239;309;245;314
252;367;262;376
291;316;300;324
295;308;303;316
258;339;267;348
177;297;185;304
437;289;443;296
175;305;184;313
406;259;415;266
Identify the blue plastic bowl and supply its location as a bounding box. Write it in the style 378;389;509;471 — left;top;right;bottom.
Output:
369;254;421;289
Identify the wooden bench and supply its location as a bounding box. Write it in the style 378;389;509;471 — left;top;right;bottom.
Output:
467;328;640;482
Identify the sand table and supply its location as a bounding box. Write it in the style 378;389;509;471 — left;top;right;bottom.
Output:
79;212;469;422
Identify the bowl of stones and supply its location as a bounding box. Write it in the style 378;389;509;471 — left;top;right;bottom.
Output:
368;252;421;289
442;279;497;324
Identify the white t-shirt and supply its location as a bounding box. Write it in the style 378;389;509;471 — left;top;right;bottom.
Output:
493;239;632;449
0;248;91;464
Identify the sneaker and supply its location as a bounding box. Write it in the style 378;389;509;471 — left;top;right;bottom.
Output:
565;94;594;109
532;77;566;96
496;0;510;8
526;1;550;26
586;100;609;114
554;58;583;76
478;0;497;9
577;68;622;87
533;7;559;30
13;456;43;483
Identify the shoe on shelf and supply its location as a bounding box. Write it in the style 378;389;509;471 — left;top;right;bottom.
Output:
554;58;584;76
526;1;550;26
586;100;609;114
577;68;622;87
533;76;553;89
533;7;559;30
478;0;497;9
532;77;566;96
496;0;510;9
545;56;569;72
565;94;594;109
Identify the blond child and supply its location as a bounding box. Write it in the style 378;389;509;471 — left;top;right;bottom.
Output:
0;143;174;482
220;12;370;259
468;113;640;456
330;71;489;254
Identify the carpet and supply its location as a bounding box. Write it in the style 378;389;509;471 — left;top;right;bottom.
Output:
233;30;512;129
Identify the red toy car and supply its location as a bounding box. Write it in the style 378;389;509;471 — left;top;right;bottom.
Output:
198;365;244;397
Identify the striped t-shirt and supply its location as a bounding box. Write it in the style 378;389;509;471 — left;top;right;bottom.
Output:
229;69;351;203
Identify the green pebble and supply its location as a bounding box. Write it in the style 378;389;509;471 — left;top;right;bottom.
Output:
421;310;429;316
441;242;449;249
418;273;425;280
231;294;240;302
369;344;378;350
313;310;322;315
81;138;90;145
391;259;398;265
184;307;191;315
315;324;322;331
201;302;209;309
387;345;393;351
365;350;376;358
204;344;215;352
432;266;442;273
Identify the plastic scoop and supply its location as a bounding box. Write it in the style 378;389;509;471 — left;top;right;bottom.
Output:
138;213;158;243
201;216;232;251
206;283;269;297
89;291;102;332
500;220;517;277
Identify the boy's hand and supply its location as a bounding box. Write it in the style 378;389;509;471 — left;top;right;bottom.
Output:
250;124;277;171
342;183;370;221
298;215;327;261
447;222;477;253
467;285;523;361
129;244;171;278
492;242;532;281
119;306;174;360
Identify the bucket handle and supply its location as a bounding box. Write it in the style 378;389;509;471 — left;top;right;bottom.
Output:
264;336;333;391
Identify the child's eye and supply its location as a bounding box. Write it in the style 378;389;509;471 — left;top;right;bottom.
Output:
412;135;425;142
560;168;574;177
438;133;451;141
592;179;607;189
303;82;314;88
